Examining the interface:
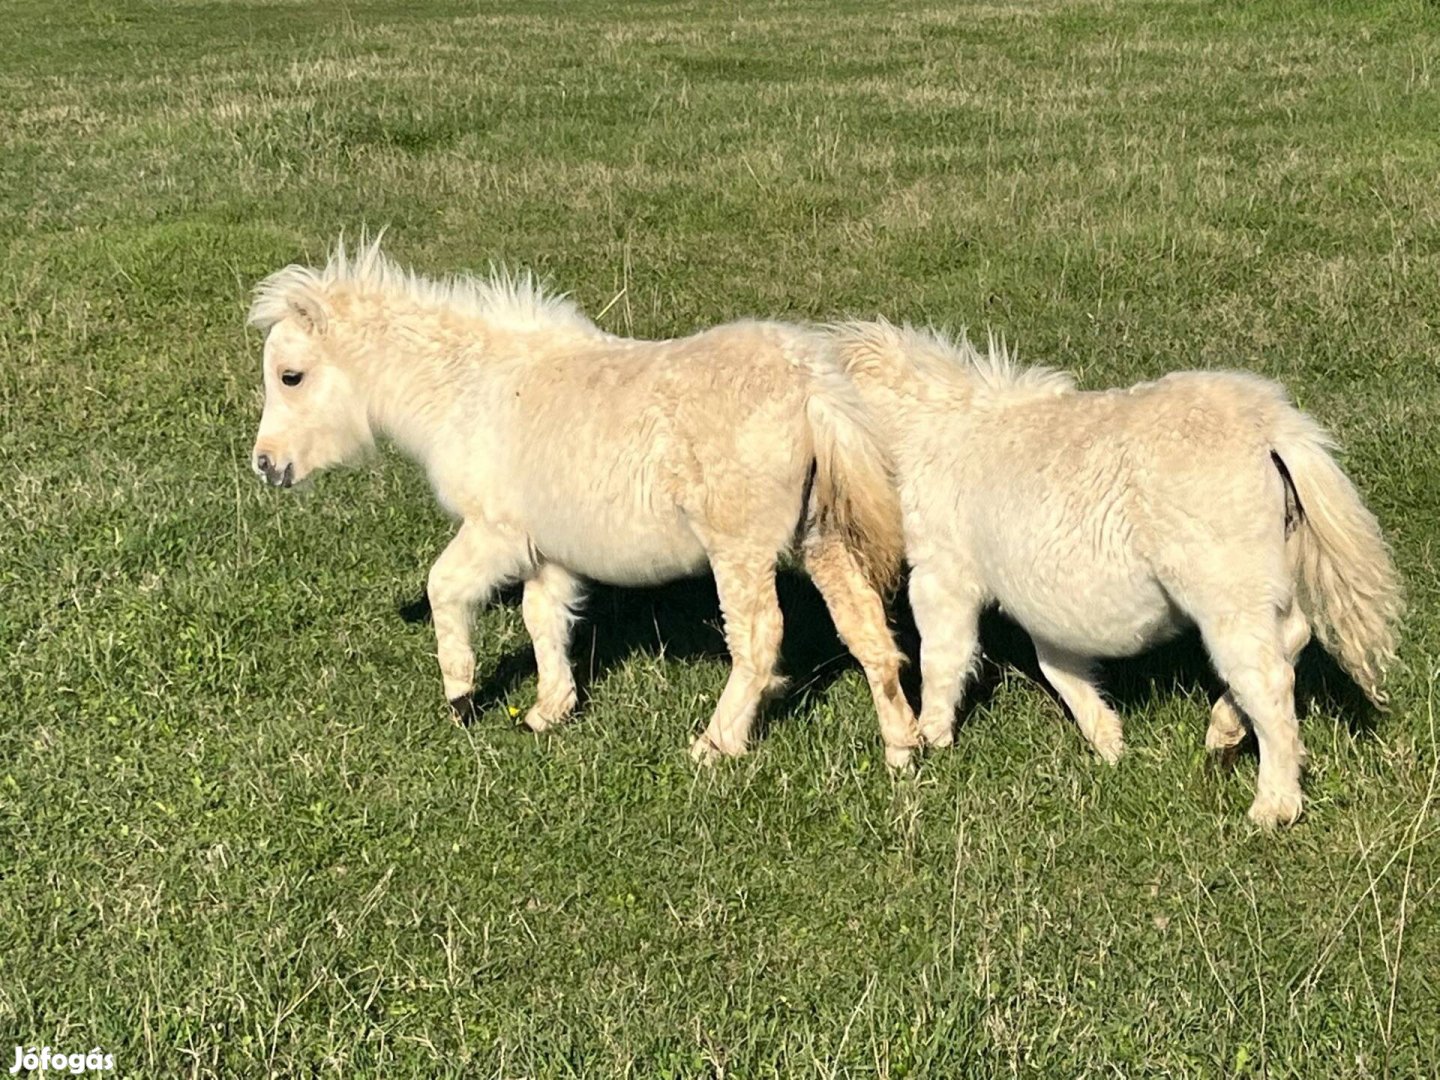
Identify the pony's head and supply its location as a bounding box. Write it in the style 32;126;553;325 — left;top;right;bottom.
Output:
246;263;374;488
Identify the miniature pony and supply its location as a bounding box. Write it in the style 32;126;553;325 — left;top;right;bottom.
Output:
833;321;1401;825
247;238;920;764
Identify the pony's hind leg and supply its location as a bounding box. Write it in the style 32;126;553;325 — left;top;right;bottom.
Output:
1206;600;1311;764
907;562;983;750
1205;695;1246;754
1197;606;1306;826
428;521;532;720
520;562;584;732
804;532;920;768
690;553;784;761
1033;644;1126;765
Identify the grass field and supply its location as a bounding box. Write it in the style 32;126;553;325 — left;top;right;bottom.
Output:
3;0;1439;1075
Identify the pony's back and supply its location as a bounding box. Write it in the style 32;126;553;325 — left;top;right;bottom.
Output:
829;319;1074;402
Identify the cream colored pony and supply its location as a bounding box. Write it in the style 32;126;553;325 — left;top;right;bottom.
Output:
247;238;920;764
833;321;1402;826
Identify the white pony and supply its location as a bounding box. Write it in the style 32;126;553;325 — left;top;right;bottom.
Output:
833;321;1402;826
247;238;921;765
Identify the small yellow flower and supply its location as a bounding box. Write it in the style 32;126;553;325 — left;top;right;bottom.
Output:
507;706;521;718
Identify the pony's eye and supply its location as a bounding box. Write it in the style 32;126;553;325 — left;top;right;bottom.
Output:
281;370;304;387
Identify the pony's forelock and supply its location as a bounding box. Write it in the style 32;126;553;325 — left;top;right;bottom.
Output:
247;264;323;333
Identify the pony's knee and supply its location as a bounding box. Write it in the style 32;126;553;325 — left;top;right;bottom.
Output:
758;606;784;660
1259;661;1296;710
736;601;783;677
426;560;454;605
721;582;783;680
1281;607;1312;661
429;554;489;610
1234;663;1295;723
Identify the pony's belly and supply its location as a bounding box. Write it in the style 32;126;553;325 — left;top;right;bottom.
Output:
992;571;1180;660
531;509;709;587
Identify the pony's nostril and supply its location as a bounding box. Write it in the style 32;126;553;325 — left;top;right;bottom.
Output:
255;452;272;474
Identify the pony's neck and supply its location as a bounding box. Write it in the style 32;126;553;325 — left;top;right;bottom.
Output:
352;318;497;467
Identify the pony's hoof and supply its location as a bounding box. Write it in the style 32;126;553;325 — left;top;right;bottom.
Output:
1092;731;1125;766
522;707;556;733
1248;789;1304;828
524;691;576;733
919;722;954;749
689;733;744;763
1205;722;1245;753
885;744;916;770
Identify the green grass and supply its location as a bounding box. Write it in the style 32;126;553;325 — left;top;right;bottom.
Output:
2;0;1439;1074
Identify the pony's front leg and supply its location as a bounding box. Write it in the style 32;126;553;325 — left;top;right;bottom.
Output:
428;520;531;721
520;563;584;732
907;563;983;751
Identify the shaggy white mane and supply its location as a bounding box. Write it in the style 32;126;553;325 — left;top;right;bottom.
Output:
833;319;1076;396
247;232;600;336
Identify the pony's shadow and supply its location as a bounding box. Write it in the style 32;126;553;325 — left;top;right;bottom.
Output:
399;570;878;733
1095;627;1380;747
919;608;1381;751
398;581;1380;746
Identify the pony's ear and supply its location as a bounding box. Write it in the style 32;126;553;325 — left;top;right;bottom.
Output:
287;289;330;335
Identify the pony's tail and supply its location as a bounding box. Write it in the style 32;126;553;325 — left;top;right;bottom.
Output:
803;365;905;594
1272;411;1403;705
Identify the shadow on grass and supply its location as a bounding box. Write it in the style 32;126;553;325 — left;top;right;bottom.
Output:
400;570;868;737
1096;626;1381;751
398;575;1380;746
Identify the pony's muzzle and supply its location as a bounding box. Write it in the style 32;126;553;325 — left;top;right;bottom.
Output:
253;451;294;489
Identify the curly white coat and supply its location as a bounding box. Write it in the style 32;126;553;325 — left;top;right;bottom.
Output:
833;320;1401;826
247;238;919;763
